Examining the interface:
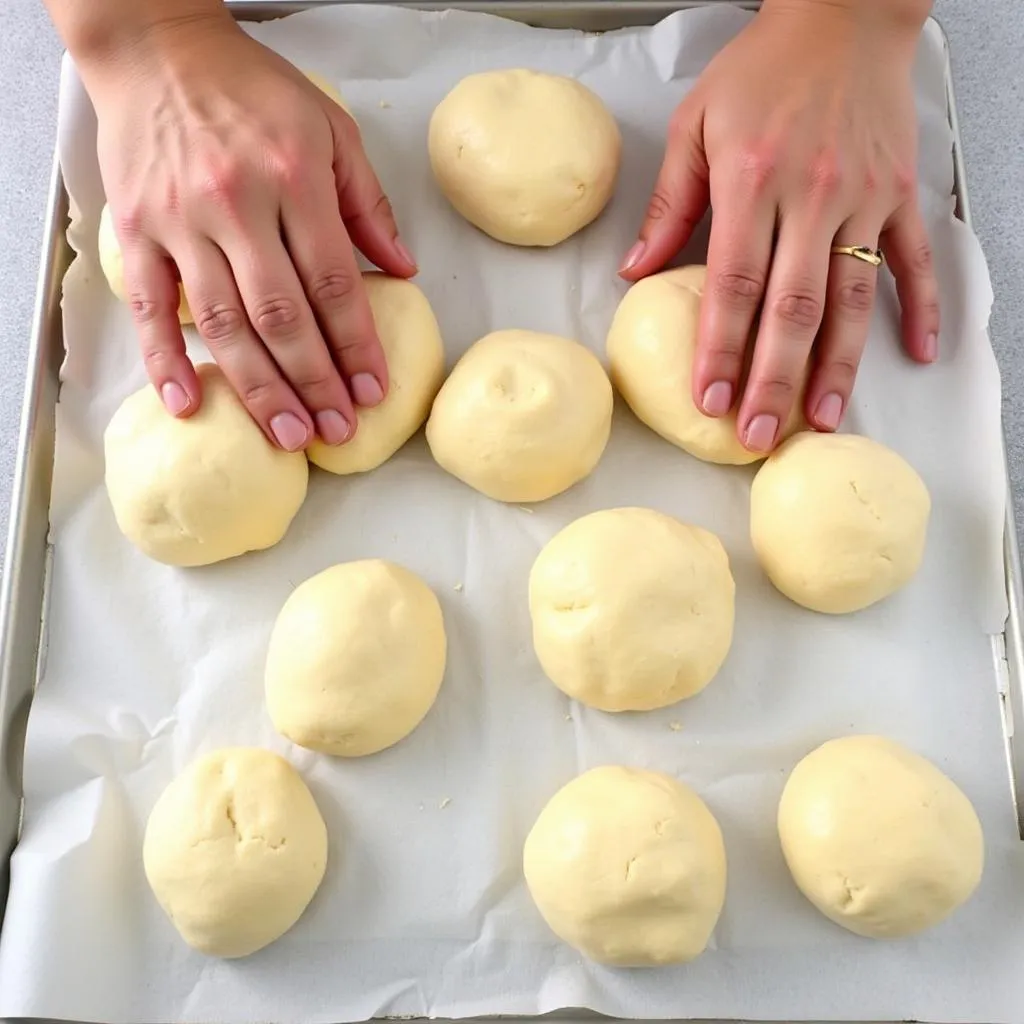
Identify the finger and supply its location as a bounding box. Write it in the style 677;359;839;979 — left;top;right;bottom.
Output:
121;241;200;417
331;111;416;279
691;169;776;417
283;171;389;408
738;214;834;453
805;220;885;432
880;202;940;363
176;239;314;452
220;217;356;445
620;99;709;280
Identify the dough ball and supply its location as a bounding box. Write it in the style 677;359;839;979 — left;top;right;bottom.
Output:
308;274;445;474
529;508;734;711
428;69;621;246
778;736;984;939
143;748;328;958
104;363;308;566
302;69;354;117
524;766;727;966
750;432;930;614
426;330;612;503
98;203;193;324
265;560;447;757
607;265;803;465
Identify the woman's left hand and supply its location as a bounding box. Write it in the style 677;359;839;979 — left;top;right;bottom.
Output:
620;0;939;453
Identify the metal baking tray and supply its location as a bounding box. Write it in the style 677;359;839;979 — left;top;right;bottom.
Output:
0;3;1020;1023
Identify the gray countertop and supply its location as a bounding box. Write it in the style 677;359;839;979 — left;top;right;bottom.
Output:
0;1;1021;583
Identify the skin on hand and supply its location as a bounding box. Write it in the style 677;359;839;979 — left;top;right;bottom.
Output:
620;0;939;453
82;11;417;451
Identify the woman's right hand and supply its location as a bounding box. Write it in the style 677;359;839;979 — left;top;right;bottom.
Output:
85;10;416;451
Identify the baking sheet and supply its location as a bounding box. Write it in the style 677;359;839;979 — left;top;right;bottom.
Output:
0;4;1020;1022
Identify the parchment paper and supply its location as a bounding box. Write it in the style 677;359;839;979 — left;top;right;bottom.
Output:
0;5;1020;1023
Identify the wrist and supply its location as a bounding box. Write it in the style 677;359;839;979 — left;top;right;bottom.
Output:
58;2;235;88
760;0;931;47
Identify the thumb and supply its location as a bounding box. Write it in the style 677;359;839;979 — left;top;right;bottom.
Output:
619;98;709;281
331;112;417;278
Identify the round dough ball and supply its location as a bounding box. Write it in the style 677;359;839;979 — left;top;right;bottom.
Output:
778;736;984;939
750;431;930;614
98;203;193;324
428;69;621;246
426;330;612;503
265;560;447;757
529;508;734;711
308;274;445;474
143;748;328;958
524;766;727;966
607;265;803;465
104;363;308;566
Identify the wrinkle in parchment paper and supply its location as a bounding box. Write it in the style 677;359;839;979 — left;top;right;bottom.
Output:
0;6;1021;1024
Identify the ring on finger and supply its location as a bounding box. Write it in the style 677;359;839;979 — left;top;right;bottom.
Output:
830;244;884;267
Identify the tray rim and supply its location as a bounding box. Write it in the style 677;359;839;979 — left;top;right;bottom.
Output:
0;4;1018;1024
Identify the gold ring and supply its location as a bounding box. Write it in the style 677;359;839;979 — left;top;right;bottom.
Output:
830;244;884;267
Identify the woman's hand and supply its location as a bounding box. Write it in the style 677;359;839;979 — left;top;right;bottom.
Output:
621;0;939;453
85;11;416;451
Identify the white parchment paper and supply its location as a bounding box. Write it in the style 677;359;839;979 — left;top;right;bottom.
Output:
1;5;1021;1022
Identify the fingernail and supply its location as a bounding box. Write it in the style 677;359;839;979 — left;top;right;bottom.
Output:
744;413;779;453
315;409;352;446
270;411;310;452
814;392;844;431
161;381;191;416
394;238;418;271
701;380;733;417
923;332;938;362
351;372;385;407
618;240;647;275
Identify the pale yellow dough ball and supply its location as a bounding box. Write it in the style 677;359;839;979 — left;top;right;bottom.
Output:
778;736;984;939
750;432;930;613
607;265;803;465
529;508;735;711
104;363;308;566
143;748;328;958
524;766;727;966
98;204;192;324
265;560;447;757
429;69;621;246
426;329;613;503
307;274;445;474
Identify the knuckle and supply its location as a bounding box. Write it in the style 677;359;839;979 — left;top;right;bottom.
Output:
644;189;674;224
252;295;304;338
751;375;797;405
129;296;164;326
241;379;276;408
308;266;358;308
821;353;860;387
199;162;245;208
195;302;246;343
290;369;337;395
909;239;934;276
736;145;778;194
711;267;765;309
805;151;843;197
893;164;916;201
835;276;876;317
772;288;824;331
115;207;145;240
